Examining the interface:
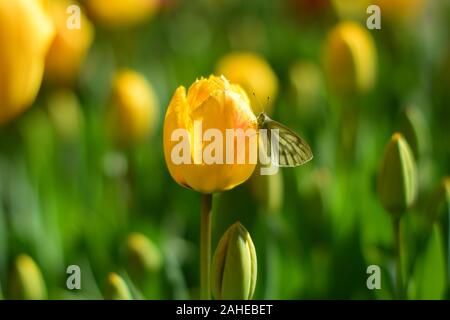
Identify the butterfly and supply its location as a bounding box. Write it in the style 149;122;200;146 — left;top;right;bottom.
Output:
256;112;313;167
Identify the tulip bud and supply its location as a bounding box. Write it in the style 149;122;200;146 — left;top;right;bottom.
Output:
216;52;278;115
45;0;94;85
428;177;450;223
126;232;162;277
323;22;377;98
163;75;257;193
108;70;160;146
9;255;47;300
377;133;418;216
83;0;159;28
104;272;132;300
212;222;257;300
0;0;54;124
398;106;428;160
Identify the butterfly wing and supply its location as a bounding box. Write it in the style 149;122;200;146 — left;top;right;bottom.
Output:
260;117;313;167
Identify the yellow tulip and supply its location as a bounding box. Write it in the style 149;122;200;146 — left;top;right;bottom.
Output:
45;0;94;84
323;22;377;98
163;75;257;194
0;0;54;125
108;70;159;146
9;254;47;300
216;52;278;115
83;0;159;28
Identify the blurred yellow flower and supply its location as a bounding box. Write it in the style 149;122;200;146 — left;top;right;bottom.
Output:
83;0;159;28
104;272;132;300
323;22;377;98
0;0;54;125
216;52;278;115
126;232;162;276
9;254;47;300
45;0;94;85
163;75;257;194
108;70;159;146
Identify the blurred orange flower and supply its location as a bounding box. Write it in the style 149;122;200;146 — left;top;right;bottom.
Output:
108;70;160;146
0;0;54;125
45;0;94;85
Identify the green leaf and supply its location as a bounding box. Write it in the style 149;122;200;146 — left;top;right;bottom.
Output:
408;225;446;300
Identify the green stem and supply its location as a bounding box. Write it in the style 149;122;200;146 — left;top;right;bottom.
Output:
200;193;212;300
394;217;404;299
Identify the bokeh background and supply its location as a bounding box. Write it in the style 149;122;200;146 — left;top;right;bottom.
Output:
0;0;449;299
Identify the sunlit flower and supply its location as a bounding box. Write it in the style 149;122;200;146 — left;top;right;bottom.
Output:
163;75;257;194
323;22;377;98
0;0;54;124
45;0;94;85
216;52;278;115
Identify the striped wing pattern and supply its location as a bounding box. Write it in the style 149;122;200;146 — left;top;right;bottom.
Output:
258;113;313;167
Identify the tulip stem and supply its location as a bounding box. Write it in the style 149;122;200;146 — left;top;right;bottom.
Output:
200;193;212;300
394;217;404;299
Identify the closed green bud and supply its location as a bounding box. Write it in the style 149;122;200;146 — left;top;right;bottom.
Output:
428;176;450;223
9;254;47;300
212;222;257;300
399;106;428;160
104;272;132;300
378;133;418;216
126;232;162;276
